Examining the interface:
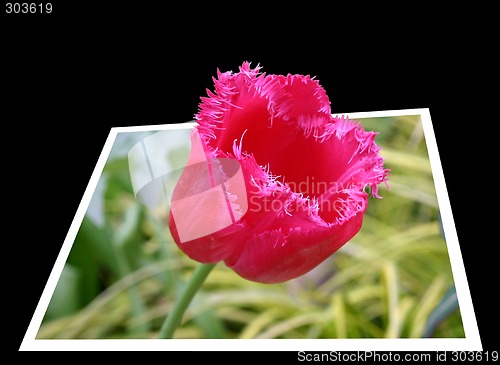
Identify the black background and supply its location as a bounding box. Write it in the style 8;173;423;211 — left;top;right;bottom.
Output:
3;3;495;356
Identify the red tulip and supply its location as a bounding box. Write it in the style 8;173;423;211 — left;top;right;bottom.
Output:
168;62;389;283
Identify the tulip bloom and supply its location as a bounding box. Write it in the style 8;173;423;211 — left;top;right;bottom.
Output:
169;62;389;283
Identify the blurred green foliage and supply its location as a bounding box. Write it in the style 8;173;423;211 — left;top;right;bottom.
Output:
38;115;464;339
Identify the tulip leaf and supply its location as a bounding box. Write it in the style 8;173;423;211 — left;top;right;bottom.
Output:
193;309;227;339
44;264;81;321
423;285;459;338
74;214;119;279
409;276;448;338
378;147;433;175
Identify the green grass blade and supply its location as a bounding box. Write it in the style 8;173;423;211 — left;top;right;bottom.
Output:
423;285;459;338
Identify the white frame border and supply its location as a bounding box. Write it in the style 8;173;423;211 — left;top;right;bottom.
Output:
19;109;481;351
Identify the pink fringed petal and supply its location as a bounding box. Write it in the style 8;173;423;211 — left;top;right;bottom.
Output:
168;62;389;283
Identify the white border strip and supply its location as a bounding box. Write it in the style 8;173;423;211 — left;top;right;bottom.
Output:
23;338;473;352
19;108;481;351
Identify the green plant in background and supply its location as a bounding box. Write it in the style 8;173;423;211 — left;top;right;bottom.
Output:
37;115;464;340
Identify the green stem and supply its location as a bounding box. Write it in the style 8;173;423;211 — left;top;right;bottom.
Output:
158;263;216;339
